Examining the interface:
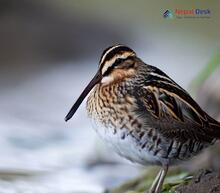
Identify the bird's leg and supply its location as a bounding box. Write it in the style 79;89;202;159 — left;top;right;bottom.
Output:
154;165;169;193
149;169;162;193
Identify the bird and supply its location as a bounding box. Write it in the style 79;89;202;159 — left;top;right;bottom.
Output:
65;44;220;193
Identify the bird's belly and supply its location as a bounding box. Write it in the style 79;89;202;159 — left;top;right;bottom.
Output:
90;119;162;165
89;118;214;166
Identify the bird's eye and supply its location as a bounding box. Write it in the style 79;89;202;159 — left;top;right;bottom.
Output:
115;58;123;65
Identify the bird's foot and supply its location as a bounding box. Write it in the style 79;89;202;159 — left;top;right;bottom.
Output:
144;190;161;193
147;189;162;193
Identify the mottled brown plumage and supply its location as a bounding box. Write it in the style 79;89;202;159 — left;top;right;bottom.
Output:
65;45;220;193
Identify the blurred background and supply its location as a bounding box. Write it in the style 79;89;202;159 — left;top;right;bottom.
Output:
0;0;220;192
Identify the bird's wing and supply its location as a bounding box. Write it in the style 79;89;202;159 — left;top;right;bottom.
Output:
135;65;220;142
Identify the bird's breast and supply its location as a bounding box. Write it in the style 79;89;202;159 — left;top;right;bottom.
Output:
86;83;137;128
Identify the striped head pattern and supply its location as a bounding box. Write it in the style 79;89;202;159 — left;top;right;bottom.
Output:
98;45;137;84
65;44;138;121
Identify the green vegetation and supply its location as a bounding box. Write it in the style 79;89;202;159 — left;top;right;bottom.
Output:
191;51;220;94
109;167;192;193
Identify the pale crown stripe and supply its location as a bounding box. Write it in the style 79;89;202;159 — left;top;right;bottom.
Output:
100;45;123;65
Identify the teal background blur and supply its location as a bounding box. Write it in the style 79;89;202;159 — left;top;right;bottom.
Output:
0;1;219;192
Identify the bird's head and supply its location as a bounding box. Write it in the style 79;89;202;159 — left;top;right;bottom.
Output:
98;45;138;84
65;45;139;121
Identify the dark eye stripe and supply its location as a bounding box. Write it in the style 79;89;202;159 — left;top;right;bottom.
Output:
102;58;126;76
99;45;135;69
102;56;135;76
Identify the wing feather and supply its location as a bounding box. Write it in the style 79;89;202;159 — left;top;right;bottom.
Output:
135;65;220;142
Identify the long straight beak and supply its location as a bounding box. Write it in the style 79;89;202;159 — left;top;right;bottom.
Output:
65;71;102;122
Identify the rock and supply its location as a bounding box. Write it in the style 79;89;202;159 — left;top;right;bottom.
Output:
175;170;220;193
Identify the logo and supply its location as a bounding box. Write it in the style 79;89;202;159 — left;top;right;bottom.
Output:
163;10;173;19
163;9;211;19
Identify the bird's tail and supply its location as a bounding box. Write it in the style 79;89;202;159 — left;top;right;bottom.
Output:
208;115;220;139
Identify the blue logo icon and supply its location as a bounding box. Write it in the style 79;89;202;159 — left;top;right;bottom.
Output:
163;10;173;19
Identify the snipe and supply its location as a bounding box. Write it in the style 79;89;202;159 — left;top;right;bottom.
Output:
65;45;220;193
